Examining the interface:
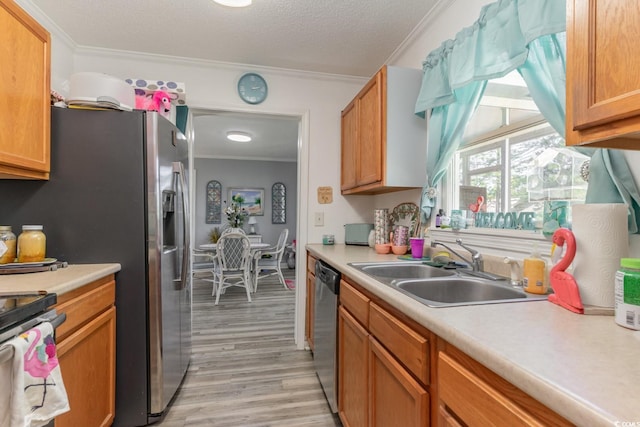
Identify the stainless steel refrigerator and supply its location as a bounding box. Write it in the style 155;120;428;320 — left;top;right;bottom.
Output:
0;107;191;426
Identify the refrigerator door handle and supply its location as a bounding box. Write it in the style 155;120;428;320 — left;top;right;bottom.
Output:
174;161;190;291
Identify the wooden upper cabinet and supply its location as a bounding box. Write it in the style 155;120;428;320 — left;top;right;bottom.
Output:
0;0;51;179
566;0;640;149
356;72;383;187
341;65;427;195
341;100;358;191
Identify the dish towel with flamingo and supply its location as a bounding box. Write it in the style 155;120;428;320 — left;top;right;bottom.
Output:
0;322;70;427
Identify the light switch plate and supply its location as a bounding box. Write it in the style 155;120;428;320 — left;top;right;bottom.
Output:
314;212;324;226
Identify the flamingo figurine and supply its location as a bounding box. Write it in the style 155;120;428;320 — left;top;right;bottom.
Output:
135;90;172;116
548;227;584;314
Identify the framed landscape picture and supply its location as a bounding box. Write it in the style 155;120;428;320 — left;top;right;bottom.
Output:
228;188;264;216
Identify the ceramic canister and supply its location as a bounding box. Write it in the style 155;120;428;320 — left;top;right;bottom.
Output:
393;225;409;246
374;209;389;244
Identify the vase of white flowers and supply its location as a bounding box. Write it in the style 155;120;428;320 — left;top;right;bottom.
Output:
225;198;248;229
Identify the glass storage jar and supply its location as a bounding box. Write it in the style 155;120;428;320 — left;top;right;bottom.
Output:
0;226;17;264
17;225;46;263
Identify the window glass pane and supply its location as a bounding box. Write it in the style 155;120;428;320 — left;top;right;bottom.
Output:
469;172;501;212
449;71;589;230
455;129;589;222
468;148;500;171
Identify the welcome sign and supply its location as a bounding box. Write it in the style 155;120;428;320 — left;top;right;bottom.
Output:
474;211;535;230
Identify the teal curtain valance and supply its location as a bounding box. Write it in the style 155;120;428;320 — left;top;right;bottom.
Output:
414;0;640;232
415;0;566;115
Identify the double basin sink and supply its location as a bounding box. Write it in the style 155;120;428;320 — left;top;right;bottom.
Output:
348;261;548;308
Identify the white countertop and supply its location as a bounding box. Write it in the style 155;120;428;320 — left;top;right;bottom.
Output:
307;244;640;426
0;263;121;296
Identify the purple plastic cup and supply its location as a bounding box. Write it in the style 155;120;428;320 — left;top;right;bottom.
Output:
410;238;425;258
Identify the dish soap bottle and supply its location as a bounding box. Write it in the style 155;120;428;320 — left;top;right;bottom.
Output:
523;244;546;294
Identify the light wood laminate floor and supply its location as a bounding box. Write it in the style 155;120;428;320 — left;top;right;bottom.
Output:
157;268;341;426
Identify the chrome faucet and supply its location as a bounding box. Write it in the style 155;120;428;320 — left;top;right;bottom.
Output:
431;238;484;272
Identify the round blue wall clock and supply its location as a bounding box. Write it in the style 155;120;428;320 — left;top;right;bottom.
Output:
237;73;268;105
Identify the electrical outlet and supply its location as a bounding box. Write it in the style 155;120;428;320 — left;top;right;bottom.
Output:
314;212;324;226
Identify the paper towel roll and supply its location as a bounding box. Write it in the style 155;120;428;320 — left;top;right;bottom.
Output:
572;203;629;308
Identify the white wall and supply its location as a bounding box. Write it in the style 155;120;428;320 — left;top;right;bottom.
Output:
368;0;490;234
71;51;378;246
194;158;297;246
18;0;376;249
16;0;75;94
387;0;640;255
22;0;640;264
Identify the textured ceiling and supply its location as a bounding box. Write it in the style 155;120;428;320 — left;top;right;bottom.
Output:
28;0;440;161
31;0;437;77
192;111;300;161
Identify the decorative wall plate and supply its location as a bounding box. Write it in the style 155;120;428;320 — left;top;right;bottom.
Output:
389;202;420;237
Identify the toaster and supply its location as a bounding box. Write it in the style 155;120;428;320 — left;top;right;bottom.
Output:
344;223;374;245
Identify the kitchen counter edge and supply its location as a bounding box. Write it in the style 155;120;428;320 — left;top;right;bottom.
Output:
307;244;639;427
0;264;122;296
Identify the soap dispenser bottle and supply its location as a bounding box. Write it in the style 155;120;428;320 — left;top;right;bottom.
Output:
435;209;444;228
523;245;546;294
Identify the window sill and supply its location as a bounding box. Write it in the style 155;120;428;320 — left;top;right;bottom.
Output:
427;227;553;260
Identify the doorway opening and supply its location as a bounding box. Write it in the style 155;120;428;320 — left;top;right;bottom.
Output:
189;106;310;348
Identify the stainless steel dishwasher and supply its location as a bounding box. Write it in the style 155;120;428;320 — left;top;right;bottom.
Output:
313;259;341;413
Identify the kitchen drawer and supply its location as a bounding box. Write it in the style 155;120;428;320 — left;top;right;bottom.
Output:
437;347;573;426
369;302;429;385
55;274;115;341
340;279;369;328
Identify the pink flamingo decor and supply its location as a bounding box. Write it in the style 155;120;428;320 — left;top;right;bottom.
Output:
468;195;485;213
548;227;584;314
135;90;172;117
21;327;60;410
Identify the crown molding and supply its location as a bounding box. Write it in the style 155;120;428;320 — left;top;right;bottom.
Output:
195;154;297;163
386;0;456;66
16;0;77;52
74;45;368;84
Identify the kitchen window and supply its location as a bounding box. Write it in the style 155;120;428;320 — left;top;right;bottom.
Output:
432;74;590;257
454;117;588;221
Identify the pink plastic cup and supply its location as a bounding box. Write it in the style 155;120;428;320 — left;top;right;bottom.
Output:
410;238;425;258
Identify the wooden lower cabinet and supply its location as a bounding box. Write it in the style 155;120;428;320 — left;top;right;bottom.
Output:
54;274;116;427
370;337;430;427
338;279;430;427
306;253;317;351
438;405;463;427
330;272;574;427
438;345;572;427
338;306;370;427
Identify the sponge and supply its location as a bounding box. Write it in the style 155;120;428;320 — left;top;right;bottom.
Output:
433;251;452;264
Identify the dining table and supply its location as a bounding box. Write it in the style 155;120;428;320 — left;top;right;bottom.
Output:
199;242;271;251
199;242;271;292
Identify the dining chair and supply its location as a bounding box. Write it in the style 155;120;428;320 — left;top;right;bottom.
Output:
213;232;253;304
192;248;220;293
221;227;246;236
253;228;289;292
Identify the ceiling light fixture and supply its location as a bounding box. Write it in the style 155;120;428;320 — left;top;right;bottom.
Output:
213;0;252;7
226;131;252;142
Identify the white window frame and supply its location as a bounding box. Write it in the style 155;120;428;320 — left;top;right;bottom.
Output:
428;115;562;259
